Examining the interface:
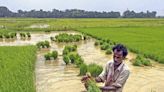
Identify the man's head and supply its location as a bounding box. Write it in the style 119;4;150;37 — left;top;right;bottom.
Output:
112;44;128;65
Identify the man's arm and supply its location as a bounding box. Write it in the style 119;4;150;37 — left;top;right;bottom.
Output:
96;62;109;83
100;86;116;91
111;70;130;88
99;70;130;91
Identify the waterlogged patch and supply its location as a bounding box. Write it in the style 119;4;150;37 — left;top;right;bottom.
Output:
0;25;5;28
28;24;49;28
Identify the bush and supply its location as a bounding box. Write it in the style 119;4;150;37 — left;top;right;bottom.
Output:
63;55;69;65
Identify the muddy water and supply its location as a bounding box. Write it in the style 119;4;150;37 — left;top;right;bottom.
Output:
0;31;79;46
28;24;50;28
0;31;164;92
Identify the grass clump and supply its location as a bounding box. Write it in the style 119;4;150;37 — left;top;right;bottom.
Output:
54;33;82;42
44;51;58;60
63;55;70;65
133;55;152;66
0;46;37;92
105;48;112;55
36;40;50;49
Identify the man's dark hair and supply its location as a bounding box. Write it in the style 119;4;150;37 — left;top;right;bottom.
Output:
112;44;128;57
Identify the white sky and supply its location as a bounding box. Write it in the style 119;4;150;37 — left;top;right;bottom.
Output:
0;0;164;16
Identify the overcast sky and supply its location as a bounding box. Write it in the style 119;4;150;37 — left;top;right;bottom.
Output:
0;0;164;16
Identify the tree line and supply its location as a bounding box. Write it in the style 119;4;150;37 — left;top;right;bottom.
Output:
0;6;157;18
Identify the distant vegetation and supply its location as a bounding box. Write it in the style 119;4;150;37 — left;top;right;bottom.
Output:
0;6;157;18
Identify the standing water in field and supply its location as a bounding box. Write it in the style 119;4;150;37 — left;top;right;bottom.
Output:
0;31;164;92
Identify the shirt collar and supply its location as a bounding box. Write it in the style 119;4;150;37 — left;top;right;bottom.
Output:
111;60;124;72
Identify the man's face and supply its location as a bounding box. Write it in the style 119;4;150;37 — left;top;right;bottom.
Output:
113;49;124;65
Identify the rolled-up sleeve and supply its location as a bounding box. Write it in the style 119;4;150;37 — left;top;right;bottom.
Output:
98;63;109;82
112;70;130;88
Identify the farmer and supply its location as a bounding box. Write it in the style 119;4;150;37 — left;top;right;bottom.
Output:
82;44;130;92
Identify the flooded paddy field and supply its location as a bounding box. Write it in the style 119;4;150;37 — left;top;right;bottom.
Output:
0;31;164;92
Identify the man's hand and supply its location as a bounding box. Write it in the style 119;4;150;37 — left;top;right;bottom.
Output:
95;77;102;83
81;75;89;82
81;73;91;82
